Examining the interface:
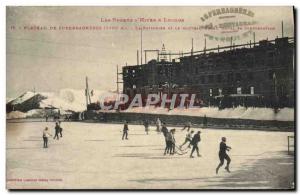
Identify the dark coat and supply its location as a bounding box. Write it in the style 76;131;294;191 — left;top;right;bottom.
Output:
123;124;128;131
191;133;201;146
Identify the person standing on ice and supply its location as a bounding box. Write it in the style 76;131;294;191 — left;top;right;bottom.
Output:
169;129;176;155
216;137;232;174
143;120;149;135
165;129;173;155
190;131;201;158
43;127;52;148
122;121;129;140
53;122;60;140
181;121;192;131
180;130;194;149
161;123;169;155
156;118;161;133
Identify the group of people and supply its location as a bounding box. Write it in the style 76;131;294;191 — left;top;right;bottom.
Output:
121;118;232;174
42;121;63;148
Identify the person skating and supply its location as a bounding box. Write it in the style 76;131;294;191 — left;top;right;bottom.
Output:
59;121;63;137
165;129;173;155
143;120;149;135
182;121;192;131
161;123;169;155
122;121;129;140
169;129;176;155
180;130;194;149
216;137;232;174
190;131;201;158
43;127;52;148
53;122;60;140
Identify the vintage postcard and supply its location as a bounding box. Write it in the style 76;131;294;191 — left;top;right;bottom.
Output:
6;6;295;190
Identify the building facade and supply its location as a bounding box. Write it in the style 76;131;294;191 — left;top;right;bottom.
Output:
122;37;294;108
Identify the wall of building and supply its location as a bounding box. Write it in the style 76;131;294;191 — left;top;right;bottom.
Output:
122;37;294;108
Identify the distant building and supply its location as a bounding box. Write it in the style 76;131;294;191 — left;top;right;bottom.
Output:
122;37;294;108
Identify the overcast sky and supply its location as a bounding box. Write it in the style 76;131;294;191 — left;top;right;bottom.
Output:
6;6;294;98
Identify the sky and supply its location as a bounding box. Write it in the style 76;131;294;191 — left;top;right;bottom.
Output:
6;6;294;98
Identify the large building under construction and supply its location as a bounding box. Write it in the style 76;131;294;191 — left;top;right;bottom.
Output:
122;36;295;109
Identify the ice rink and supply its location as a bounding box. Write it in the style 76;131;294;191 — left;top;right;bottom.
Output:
6;121;294;189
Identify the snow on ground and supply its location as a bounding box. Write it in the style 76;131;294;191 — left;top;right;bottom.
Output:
123;106;294;121
6;111;27;119
6;122;294;189
39;89;116;112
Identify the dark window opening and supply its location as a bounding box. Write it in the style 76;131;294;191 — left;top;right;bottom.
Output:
217;74;222;83
208;75;214;83
235;73;242;82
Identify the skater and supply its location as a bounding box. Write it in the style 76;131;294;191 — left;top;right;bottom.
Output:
190;131;201;158
169;129;176;155
161;123;169;155
59;121;63;137
216;137;232;174
42;127;52;148
156;118;161;133
53;122;60;140
122;121;129;140
182;121;192;131
203;115;207;128
165;129;173;155
45;115;48;122
143;120;149;135
161;122;168;136
180;130;194;149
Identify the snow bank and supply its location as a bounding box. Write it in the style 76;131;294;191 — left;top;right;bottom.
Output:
122;106;294;121
6;111;27;119
39;89;117;112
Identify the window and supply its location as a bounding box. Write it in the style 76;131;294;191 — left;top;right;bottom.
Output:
237;87;242;94
208;75;214;83
217;74;222;83
228;73;234;82
236;73;242;82
231;62;237;69
247;72;254;80
250;87;255;94
246;54;254;67
209;89;213;97
200;76;205;84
